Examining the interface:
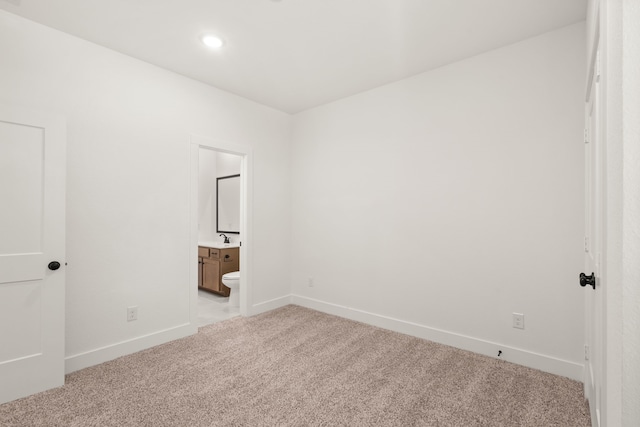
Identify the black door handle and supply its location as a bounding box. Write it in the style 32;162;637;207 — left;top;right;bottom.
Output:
580;272;595;290
48;261;61;271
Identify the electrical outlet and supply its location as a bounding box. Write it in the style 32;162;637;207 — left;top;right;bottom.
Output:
512;313;524;329
127;306;138;322
307;277;314;287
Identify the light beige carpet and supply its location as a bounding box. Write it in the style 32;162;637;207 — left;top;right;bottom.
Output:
0;305;590;426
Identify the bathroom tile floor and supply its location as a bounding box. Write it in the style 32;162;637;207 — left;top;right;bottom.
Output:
197;289;239;327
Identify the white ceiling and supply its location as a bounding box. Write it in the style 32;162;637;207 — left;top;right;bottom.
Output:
0;0;587;114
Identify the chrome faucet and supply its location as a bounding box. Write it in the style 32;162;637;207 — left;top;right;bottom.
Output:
219;233;230;244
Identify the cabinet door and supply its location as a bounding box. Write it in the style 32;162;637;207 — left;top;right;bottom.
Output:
201;258;220;293
220;248;240;275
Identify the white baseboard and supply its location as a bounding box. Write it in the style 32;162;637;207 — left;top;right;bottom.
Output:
65;294;294;374
65;323;196;374
585;362;600;426
250;294;293;316
292;295;584;382
65;296;584;382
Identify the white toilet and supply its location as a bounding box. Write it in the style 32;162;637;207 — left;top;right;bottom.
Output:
221;271;240;307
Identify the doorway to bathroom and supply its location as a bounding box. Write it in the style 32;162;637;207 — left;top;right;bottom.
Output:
197;149;241;326
189;135;253;329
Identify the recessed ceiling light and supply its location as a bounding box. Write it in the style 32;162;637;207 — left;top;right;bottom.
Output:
201;35;224;49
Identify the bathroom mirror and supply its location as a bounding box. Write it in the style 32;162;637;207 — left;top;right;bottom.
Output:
217;174;240;234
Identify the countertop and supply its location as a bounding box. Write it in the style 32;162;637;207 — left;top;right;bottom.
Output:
198;241;241;249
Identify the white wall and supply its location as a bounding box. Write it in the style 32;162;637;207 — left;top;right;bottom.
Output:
291;23;586;379
198;151;242;244
0;10;292;370
198;148;218;243
217;152;242;178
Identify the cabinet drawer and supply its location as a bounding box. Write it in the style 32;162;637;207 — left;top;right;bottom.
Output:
198;247;220;258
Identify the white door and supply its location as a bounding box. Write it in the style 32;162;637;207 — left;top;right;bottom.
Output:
583;48;603;426
0;105;66;404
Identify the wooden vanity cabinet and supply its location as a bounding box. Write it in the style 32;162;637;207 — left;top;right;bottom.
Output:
198;246;239;297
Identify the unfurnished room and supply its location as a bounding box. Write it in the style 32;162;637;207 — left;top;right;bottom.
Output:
0;1;638;426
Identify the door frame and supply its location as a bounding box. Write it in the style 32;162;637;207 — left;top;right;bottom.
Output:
188;135;253;325
584;41;603;426
598;1;640;425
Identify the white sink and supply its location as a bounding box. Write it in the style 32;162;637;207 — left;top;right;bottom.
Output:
198;241;240;249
